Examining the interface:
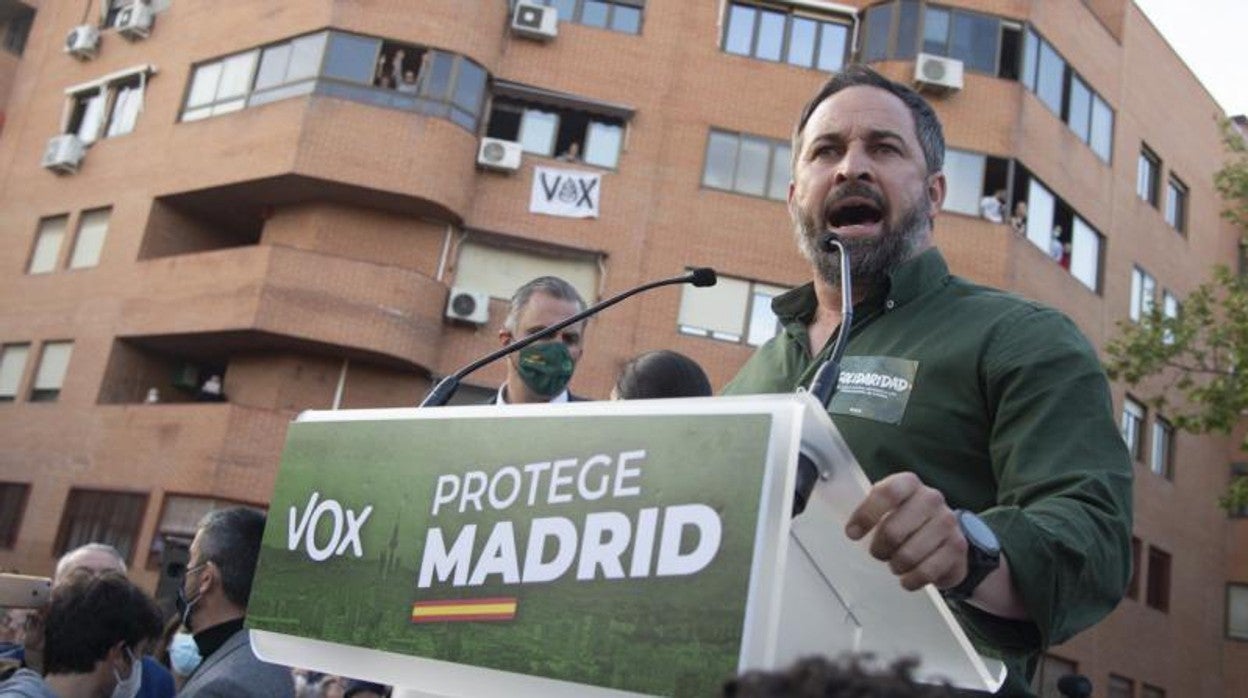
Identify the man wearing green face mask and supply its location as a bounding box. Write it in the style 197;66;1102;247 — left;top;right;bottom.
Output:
491;276;589;404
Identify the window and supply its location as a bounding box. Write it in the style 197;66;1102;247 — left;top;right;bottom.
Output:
3;6;35;55
920;5;999;73
678;274;785;346
486;89;630;169
182;32;488;133
1141;685;1165;698
27;215;69;274
1137;146;1161;206
1130;266;1156;322
722;2;851;72
943;148;1010;218
702;129;790;201
54;489;148;565
1164;175;1187;232
68;208;111;270
1150;416;1174;480
30;341;73;402
1127;536;1141;600
1229;583;1248;640
863;1;1017;78
65;70;153;144
534;0;644;35
1121;396;1145;462
1146;545;1170;612
148;495;263;568
453;239;599;303
1016;166;1104;291
1019;28;1114;163
1069;217;1102;292
1230;463;1248;519
0;483;30;548
1030;654;1077;698
1161;290;1179;345
1108;675;1135;698
0;344;30;402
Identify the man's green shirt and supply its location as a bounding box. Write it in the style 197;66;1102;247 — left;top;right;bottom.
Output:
724;248;1133;696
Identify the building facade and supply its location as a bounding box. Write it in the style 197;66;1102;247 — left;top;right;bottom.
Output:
0;0;1243;695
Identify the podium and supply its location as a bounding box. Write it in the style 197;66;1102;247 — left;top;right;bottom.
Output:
248;393;1004;696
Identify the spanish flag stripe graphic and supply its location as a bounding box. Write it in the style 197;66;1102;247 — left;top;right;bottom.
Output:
410;597;518;623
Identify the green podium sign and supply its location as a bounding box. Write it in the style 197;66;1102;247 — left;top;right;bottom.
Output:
248;408;773;696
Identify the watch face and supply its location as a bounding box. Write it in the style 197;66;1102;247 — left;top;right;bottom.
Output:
959;511;1001;553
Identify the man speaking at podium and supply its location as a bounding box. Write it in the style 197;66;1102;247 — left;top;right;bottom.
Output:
724;66;1132;695
491;276;590;404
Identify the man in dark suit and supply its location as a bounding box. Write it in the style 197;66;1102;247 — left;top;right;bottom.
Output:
176;507;293;698
490;276;590;404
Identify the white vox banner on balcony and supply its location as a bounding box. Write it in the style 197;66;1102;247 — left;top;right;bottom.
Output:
530;166;600;219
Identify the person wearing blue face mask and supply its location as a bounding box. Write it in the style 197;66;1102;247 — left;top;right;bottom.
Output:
491;276;590;405
0;570;161;698
165;631;200;690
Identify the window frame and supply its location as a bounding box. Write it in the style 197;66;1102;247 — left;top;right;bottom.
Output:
1137;145;1161;207
1145;545;1171;612
27;215;70;275
30;340;74;403
701;128;791;203
0;482;31;548
1150;415;1174;480
0;343;31;403
1121;395;1145;462
1228;582;1248;641
1129;266;1156;323
1164;174;1188;233
678;273;787;347
67;207;112;270
1127;536;1141;600
721;1;852;73
535;0;646;35
53;487;150;566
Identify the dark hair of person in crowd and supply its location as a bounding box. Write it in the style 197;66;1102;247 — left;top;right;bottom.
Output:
723;655;955;698
43;570;163;674
196;506;267;608
613;350;713;400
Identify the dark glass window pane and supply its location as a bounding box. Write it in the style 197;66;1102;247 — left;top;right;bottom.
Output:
703;131;738;190
582;0;609;28
451;59;486;115
724;4;756;56
998;25;1021;80
611;5;642;34
863;5;892;62
755;10;785;61
787;17;817;67
817;22;849;72
1067;75;1092;142
950;12;998;73
1036;40;1064;115
896;0;920;59
922;7;949;55
421;51;455;99
323;32;380;84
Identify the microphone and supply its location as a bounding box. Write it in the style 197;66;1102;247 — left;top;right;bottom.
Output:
794;232;853;516
420;268;718;407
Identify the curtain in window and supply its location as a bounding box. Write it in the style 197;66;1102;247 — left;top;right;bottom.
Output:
76;90;107;144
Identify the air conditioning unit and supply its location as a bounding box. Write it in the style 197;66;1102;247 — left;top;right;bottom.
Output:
65;25;100;60
445;287;490;325
914;53;964;93
511;1;558;41
41;134;86;174
115;2;155;40
476;137;523;172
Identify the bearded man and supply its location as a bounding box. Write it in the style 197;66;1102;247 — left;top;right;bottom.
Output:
723;66;1132;697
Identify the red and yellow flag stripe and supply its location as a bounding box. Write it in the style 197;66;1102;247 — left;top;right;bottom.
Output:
410;597;518;623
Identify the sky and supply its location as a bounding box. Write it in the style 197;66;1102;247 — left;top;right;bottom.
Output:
1132;0;1247;117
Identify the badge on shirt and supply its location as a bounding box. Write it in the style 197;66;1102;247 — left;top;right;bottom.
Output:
827;356;918;424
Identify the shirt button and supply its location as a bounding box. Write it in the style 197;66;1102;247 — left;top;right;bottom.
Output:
886;299;896;310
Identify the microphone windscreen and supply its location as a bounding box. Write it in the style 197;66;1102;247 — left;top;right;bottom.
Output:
689;268;718;287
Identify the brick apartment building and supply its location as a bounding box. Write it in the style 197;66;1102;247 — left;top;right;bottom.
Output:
0;0;1244;695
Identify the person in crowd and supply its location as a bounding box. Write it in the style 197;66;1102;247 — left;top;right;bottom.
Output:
978;188;1006;223
724;655;954;697
611;350;712;400
722;65;1132;694
491;277;589;404
176;508;294;698
557;142;582;162
1008;200;1027;235
197;375;224;402
396;70;419;95
342;679;388;698
0;570;161;698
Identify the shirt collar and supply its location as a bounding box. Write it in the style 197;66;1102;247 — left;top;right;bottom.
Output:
496;384;570;404
193;617;244;660
771;247;950;325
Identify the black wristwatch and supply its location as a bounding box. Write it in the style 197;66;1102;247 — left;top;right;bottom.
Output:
943;509;1001;601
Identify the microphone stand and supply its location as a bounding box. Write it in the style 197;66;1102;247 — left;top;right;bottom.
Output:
793;234;853;516
420;269;717;407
